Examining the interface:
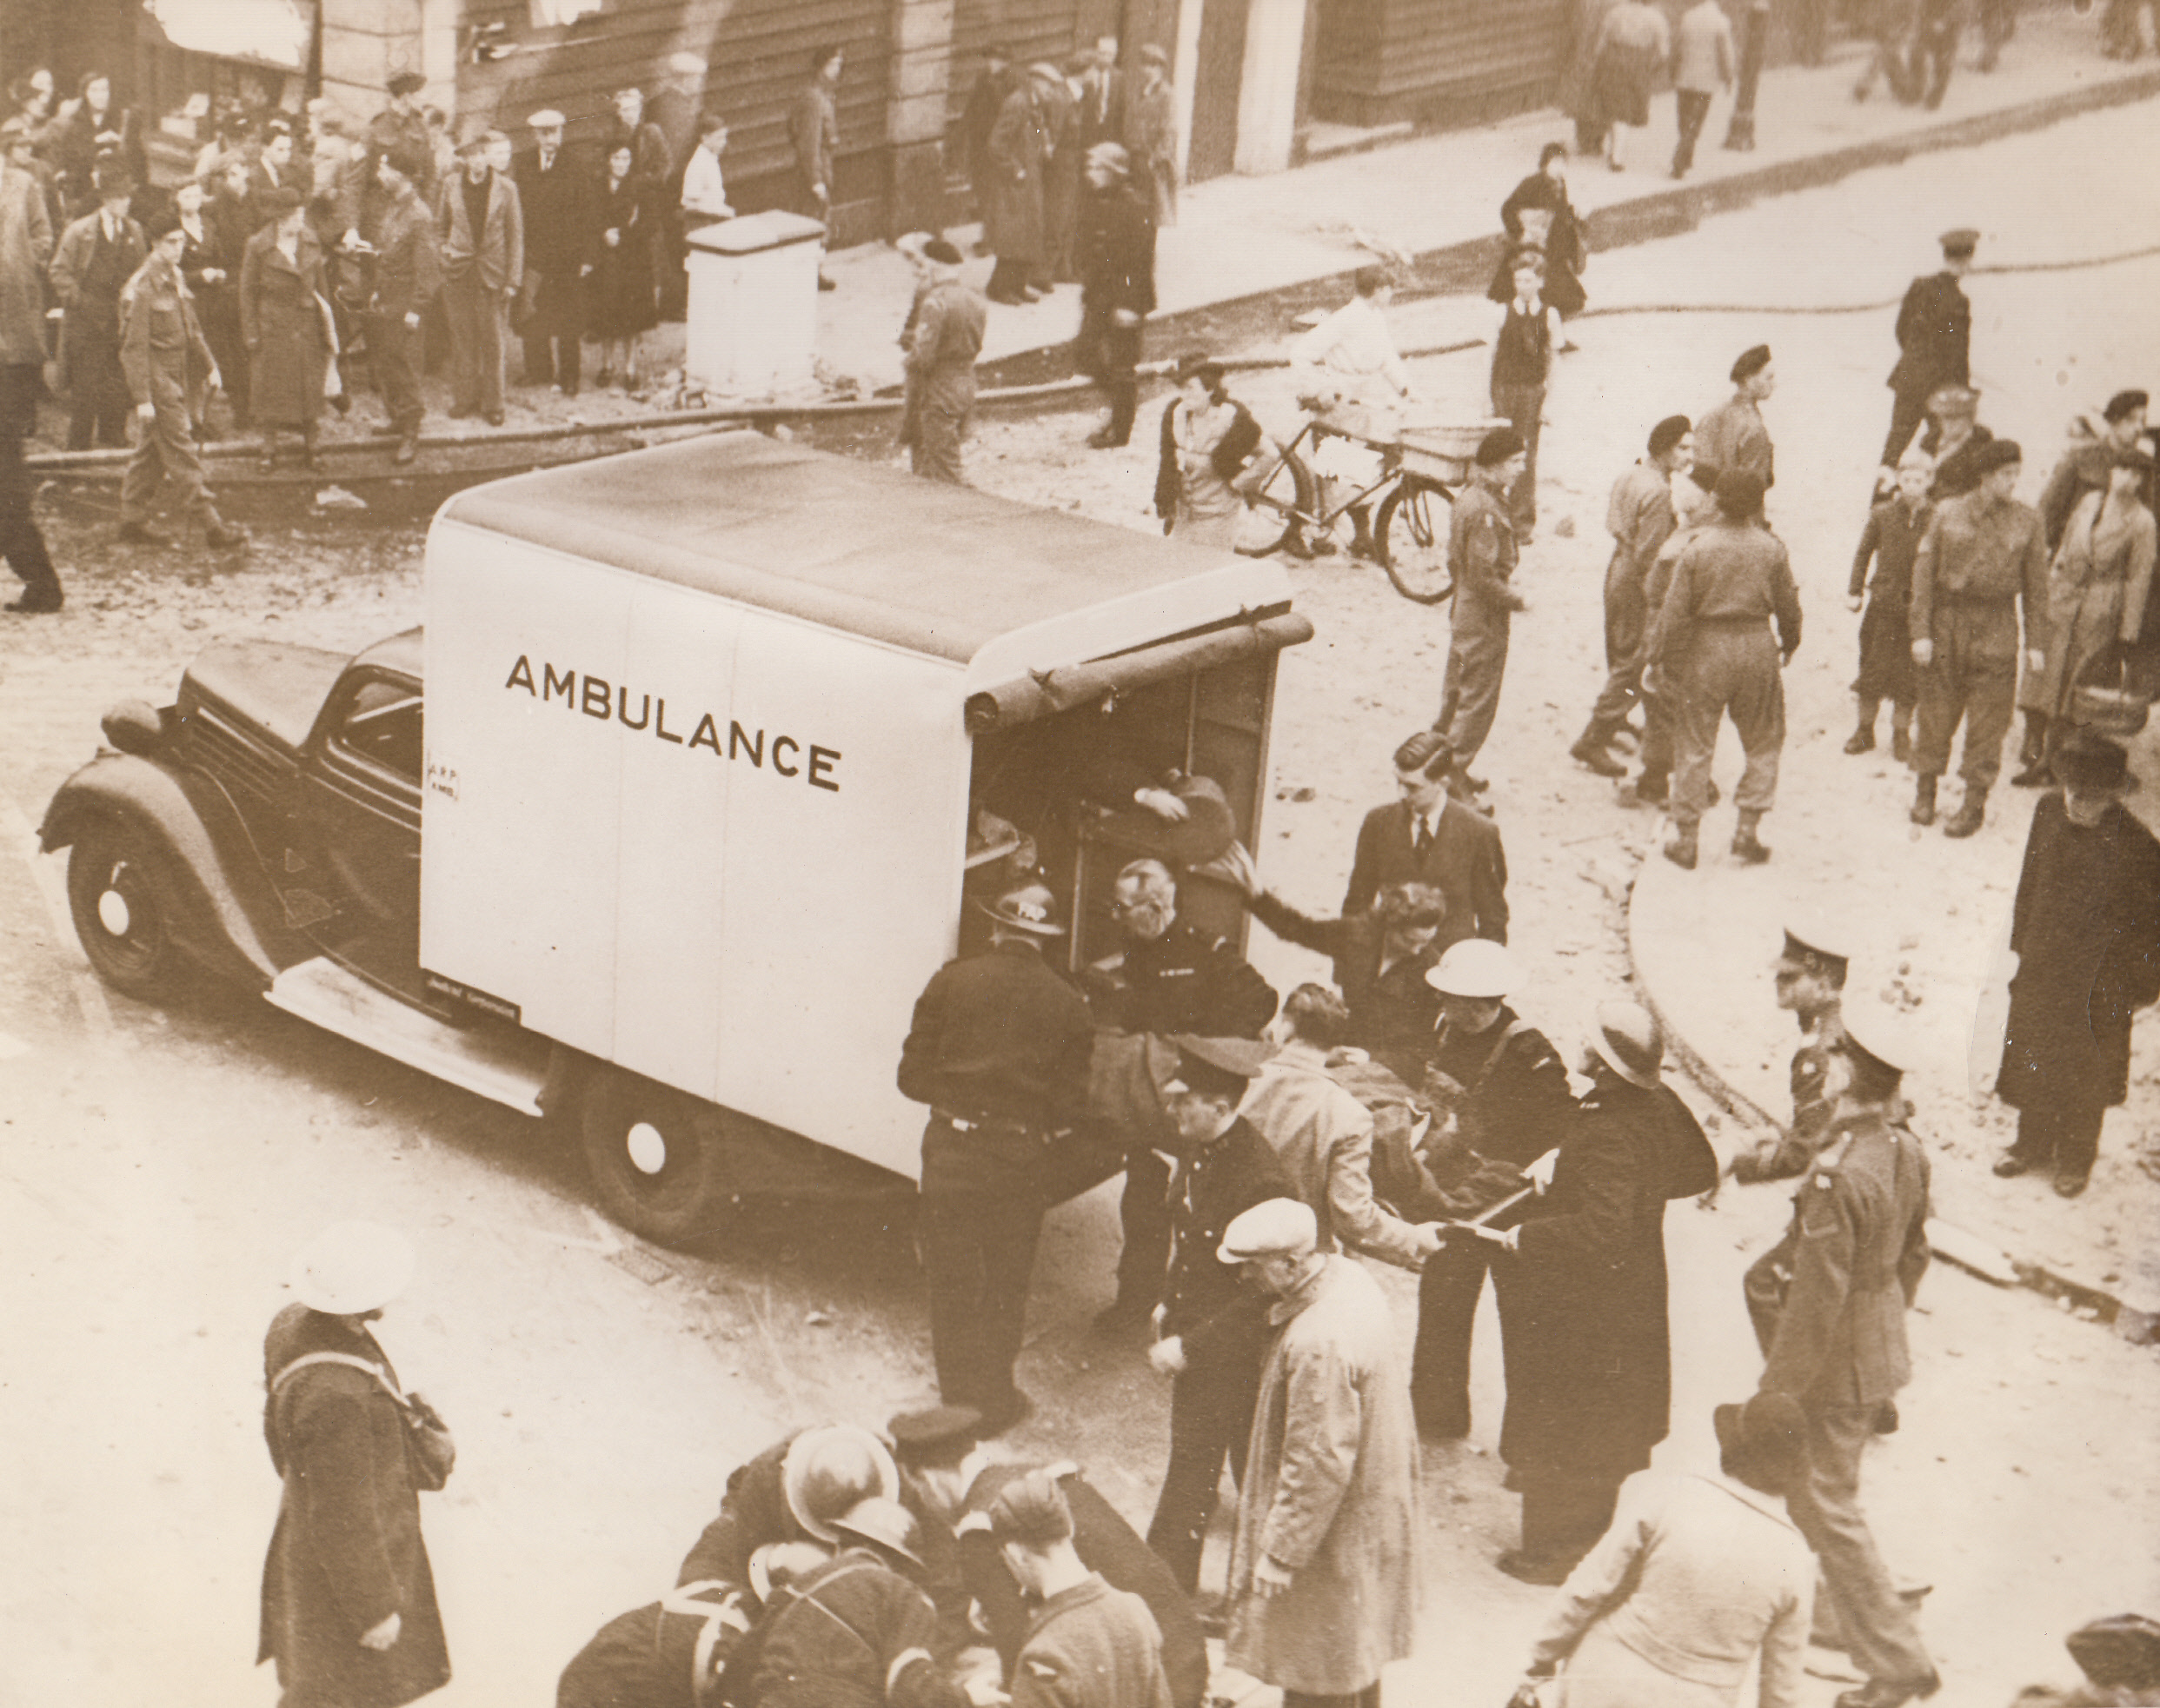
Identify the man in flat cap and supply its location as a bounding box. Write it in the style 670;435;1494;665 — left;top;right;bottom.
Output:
49;157;143;449
1221;1198;1419;1708
366;146;441;464
1994;733;2160;1198
1692;344;1776;494
513;110;592;395
1647;465;1803;869
988;1472;1174;1708
1879;229;1976;479
1907;437;2047;836
437;130;522;427
899;884;1094;1432
2037;389;2149;552
1735;916;1852;1182
1433;425;1531;782
1747;1007;1937;1708
1572;413;1694;777
901;238;986;484
116;205;244;549
1142;1035;1292;1592
887;1405;1207;1707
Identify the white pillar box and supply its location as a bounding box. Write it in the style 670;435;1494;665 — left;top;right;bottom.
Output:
685;210;827;394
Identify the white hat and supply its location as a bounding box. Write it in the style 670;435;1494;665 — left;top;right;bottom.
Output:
1590;1000;1665;1089
527;109;566;130
289;1220;415;1314
1219;1197;1318;1263
1426;937;1522;1000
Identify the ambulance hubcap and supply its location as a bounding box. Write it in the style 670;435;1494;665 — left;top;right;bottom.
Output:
625;1121;669;1175
98;887;134;937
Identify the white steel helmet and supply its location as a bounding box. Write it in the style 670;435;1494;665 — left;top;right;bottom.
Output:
1425;938;1523;1000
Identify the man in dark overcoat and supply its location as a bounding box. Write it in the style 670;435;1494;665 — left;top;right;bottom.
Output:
1992;734;2160;1198
1073;142;1155;448
49;158;143;449
513;110;591;394
1340;728;1510;947
1036;60;1081;287
1485;1002;1717;1583
1879;228;1975;475
260;1221;450;1708
983;68;1047;304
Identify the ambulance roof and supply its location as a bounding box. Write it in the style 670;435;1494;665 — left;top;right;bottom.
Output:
435;431;1293;674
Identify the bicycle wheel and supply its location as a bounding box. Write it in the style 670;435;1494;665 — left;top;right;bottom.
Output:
1374;476;1456;604
1240;444;1319;556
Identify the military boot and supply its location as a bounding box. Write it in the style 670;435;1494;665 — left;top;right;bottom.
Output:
1571;728;1628;777
1731;810;1771;864
1944;788;1986;839
2010;713;2052;787
1663;821;1698;869
1910;774;1937;827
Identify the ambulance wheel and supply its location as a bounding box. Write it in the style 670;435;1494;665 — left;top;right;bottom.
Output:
66;821;191;1001
579;1068;732;1247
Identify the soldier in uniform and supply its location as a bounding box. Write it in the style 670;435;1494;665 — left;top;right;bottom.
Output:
901;238;986;484
1746;1007;1939;1708
899;883;1095;1432
1917;383;1995;502
1907;438;2048;837
116;206;244;549
1692;344;1777;493
1407;939;1574;1439
1649;467;1803;870
1140;1037;1294;1591
336;71;435;249
1734;919;1851;1183
1572;414;1693;777
1879;229;1976;476
1087;858;1279;1333
365;147;440;466
887;1405;1206;1708
1435;426;1530;781
989;1473;1174;1708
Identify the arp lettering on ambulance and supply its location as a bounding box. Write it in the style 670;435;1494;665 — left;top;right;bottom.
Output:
502;655;842;792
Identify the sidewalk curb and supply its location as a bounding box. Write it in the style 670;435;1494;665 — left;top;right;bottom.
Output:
1623;856;2160;1347
983;63;2160;386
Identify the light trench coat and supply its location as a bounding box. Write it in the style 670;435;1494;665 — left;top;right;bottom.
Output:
1226;1253;1419;1696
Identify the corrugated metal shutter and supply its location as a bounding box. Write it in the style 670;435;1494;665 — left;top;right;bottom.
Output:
1313;0;1571;129
462;0;888;198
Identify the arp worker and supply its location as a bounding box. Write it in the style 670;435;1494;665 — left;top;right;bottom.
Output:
1879;229;1977;478
676;1422;900;1589
1648;468;1802;871
899;882;1095;1432
1906;437;2047;838
1745;1007;1938;1708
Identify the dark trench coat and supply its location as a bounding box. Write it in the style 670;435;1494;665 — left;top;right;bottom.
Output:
982;81;1047;265
1493;1077;1718;1483
239;225;332;429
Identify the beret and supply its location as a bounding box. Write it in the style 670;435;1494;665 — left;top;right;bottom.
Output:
1968;438;2023;474
922;237;963;265
1648;414;1691;458
2104;389;2150;423
1731;343;1772;382
1476;424;1525;467
387;70;425;96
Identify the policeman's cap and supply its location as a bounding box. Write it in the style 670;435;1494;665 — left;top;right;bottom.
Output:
1837;1000;1910;1082
1969;438;2023;475
885;1404;983;1465
1731;343;1772;383
1171;1034;1270;1101
1780;906;1852;969
1426;937;1521;1000
1219;1197;1318;1263
1937;227;1979;258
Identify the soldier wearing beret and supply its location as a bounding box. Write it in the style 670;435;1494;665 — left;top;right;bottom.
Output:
1434;426;1530;781
1692;344;1777;494
901;238;986;484
365;146;441;465
1879;229;1976;479
1746;1010;1937;1708
1907;438;2048;837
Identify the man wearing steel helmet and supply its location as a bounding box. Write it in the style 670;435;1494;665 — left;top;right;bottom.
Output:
899;883;1094;1432
677;1422;901;1588
260;1221;451;1708
1406;938;1572;1440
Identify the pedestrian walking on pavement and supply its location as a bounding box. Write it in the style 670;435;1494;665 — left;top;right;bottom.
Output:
364;147;441;465
1142;1037;1293;1592
1340;727;1511;946
1509;1393;1814;1708
1074;142;1155;449
241;187;333;473
1911;0;1961;108
901;239;986;484
1853;0;1923;103
1745;1007;1939;1708
791;45;843;291
1845;452;1933;758
1907;438;2048;836
1993;733;2160;1198
1490;143;1588;321
1650;467;1802;869
260;1220;453;1708
1573;414;1693;777
1489;250;1559;537
983;65;1047;304
1220;1198;1421;1708
1724;0;1772;149
0;118;61;614
436;131;520;425
1155;353;1272;548
1589;1;1672;172
1407;938;1573;1439
1880;229;1976;477
1733;917;1853;1186
513;110;591;395
1671;0;1735;178
116;207;245;550
1435;426;1531;777
49;158;142;449
1693;344;1777;494
989;1472;1176;1708
1486;1001;1718;1585
897;883;1094;1432
1123;45;1180;229
1561;0;1627;156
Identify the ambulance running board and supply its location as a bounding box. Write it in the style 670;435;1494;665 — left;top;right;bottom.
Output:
266;957;548;1116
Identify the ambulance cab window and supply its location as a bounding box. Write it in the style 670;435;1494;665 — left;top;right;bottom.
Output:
336;680;424;781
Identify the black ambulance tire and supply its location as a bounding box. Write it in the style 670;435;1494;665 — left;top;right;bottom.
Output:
66;821;194;1001
579;1068;734;1247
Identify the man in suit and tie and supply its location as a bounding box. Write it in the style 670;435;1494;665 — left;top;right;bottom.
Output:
1342;729;1509;952
513;109;591;394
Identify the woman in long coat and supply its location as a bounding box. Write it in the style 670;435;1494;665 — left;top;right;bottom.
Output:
1489;143;1587;319
2024;452;2156;751
983;70;1047;303
585;142;657;390
240;187;332;469
1491;1004;1718;1582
